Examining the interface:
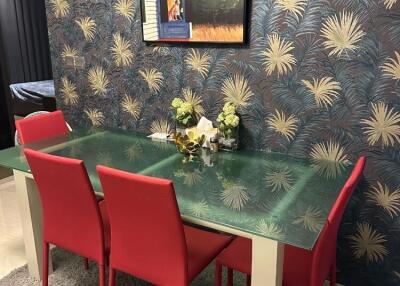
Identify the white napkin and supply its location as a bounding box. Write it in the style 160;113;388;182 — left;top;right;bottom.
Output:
147;132;170;141
187;117;218;148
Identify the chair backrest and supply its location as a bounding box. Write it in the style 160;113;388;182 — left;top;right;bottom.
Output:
24;148;105;263
16;110;70;144
310;157;366;286
97;165;188;285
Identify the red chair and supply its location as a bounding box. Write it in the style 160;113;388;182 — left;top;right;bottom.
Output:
97;165;233;286
215;157;366;286
24;149;110;286
16;110;70;144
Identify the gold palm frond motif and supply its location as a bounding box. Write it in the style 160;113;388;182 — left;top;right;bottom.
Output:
361;102;400;147
275;0;307;20
265;167;293;192
366;182;400;218
97;151;112;166
114;0;135;22
221;184;249;211
302;77;341;108
175;169;203;186
292;206;324;232
121;95;141;120
139;68;164;94
383;0;398;9
84;108;104;127
87;66;109;96
382;51;400;81
256;220;285;239
221;74;254;108
124;143;142;162
187;199;210;217
60;77;78;106
321;11;365;57
61;44;77;59
50;0;70;18
348;222;388;263
75;17;96;41
310;141;350;179
266;109;298;141
111;33;134;67
182;88;204;118
150;119;171;134
185;49;211;78
261;33;296;77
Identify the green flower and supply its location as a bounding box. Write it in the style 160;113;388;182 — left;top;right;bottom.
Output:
223;102;236;115
172;98;184;109
217;113;225;123
225;114;239;128
179;102;193;114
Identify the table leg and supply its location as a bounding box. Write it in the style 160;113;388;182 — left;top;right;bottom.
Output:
13;170;52;280
251;236;284;286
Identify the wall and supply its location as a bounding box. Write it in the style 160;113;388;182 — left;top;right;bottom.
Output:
45;0;400;284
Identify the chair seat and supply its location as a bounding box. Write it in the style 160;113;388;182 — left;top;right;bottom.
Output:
184;225;233;282
217;237;313;286
98;200;110;252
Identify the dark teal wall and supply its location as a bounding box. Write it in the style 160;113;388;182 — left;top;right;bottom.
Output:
45;0;400;284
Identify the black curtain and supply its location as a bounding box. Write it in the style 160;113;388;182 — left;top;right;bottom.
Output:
0;0;52;149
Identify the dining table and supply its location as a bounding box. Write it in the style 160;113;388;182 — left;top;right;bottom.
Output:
0;128;354;286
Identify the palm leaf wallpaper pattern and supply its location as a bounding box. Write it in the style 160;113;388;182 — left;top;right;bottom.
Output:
44;0;400;284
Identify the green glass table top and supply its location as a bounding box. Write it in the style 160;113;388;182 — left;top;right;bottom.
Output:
0;128;353;249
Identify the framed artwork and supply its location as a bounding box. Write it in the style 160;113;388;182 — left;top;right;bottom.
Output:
140;0;248;45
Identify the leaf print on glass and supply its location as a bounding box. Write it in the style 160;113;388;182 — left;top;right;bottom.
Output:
61;44;77;60
60;77;78;106
265;167;293;192
382;51;400;81
121;95;141;120
185;49;211;78
111;33;134;67
310;141;350;179
114;0;135;22
302;77;341;108
221;74;254;108
75;17;96;41
383;0;398;9
124;143;142;162
187;199;210;217
182;88;204;118
87;66;109;96
84;108;104;127
50;0;70;18
366;182;400;218
321;11;365;57
362;102;400;147
174;169;203;187
139;68;164;94
256;219;285;239
266;109;298;141
150;119;171;134
348;222;388;263
261;33;296;77
97;151;112;166
275;0;307;20
220;178;249;211
292;206;324;233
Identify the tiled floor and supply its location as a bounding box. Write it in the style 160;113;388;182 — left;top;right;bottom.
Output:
0;176;27;279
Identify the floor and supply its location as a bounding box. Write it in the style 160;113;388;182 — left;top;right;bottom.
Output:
0;175;27;279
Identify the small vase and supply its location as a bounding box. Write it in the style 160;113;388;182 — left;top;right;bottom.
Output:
219;127;239;151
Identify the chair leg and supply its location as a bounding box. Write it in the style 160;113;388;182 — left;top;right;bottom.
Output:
246;274;251;286
215;261;222;286
227;268;233;286
83;258;89;270
330;263;337;286
42;242;49;286
99;264;105;286
109;267;116;286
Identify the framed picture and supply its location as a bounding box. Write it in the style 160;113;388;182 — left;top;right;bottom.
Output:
140;0;248;45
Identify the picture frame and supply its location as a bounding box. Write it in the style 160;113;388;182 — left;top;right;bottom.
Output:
140;0;249;45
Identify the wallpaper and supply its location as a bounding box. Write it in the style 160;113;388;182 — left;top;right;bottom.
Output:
44;0;400;285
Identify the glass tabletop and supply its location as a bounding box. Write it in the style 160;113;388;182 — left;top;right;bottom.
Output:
0;128;353;250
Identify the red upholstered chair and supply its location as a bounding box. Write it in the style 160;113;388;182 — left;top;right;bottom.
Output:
16;110;70;144
24;149;110;286
215;157;366;286
96;165;233;286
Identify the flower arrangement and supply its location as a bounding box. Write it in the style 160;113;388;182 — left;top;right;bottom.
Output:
171;98;195;127
217;102;240;139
